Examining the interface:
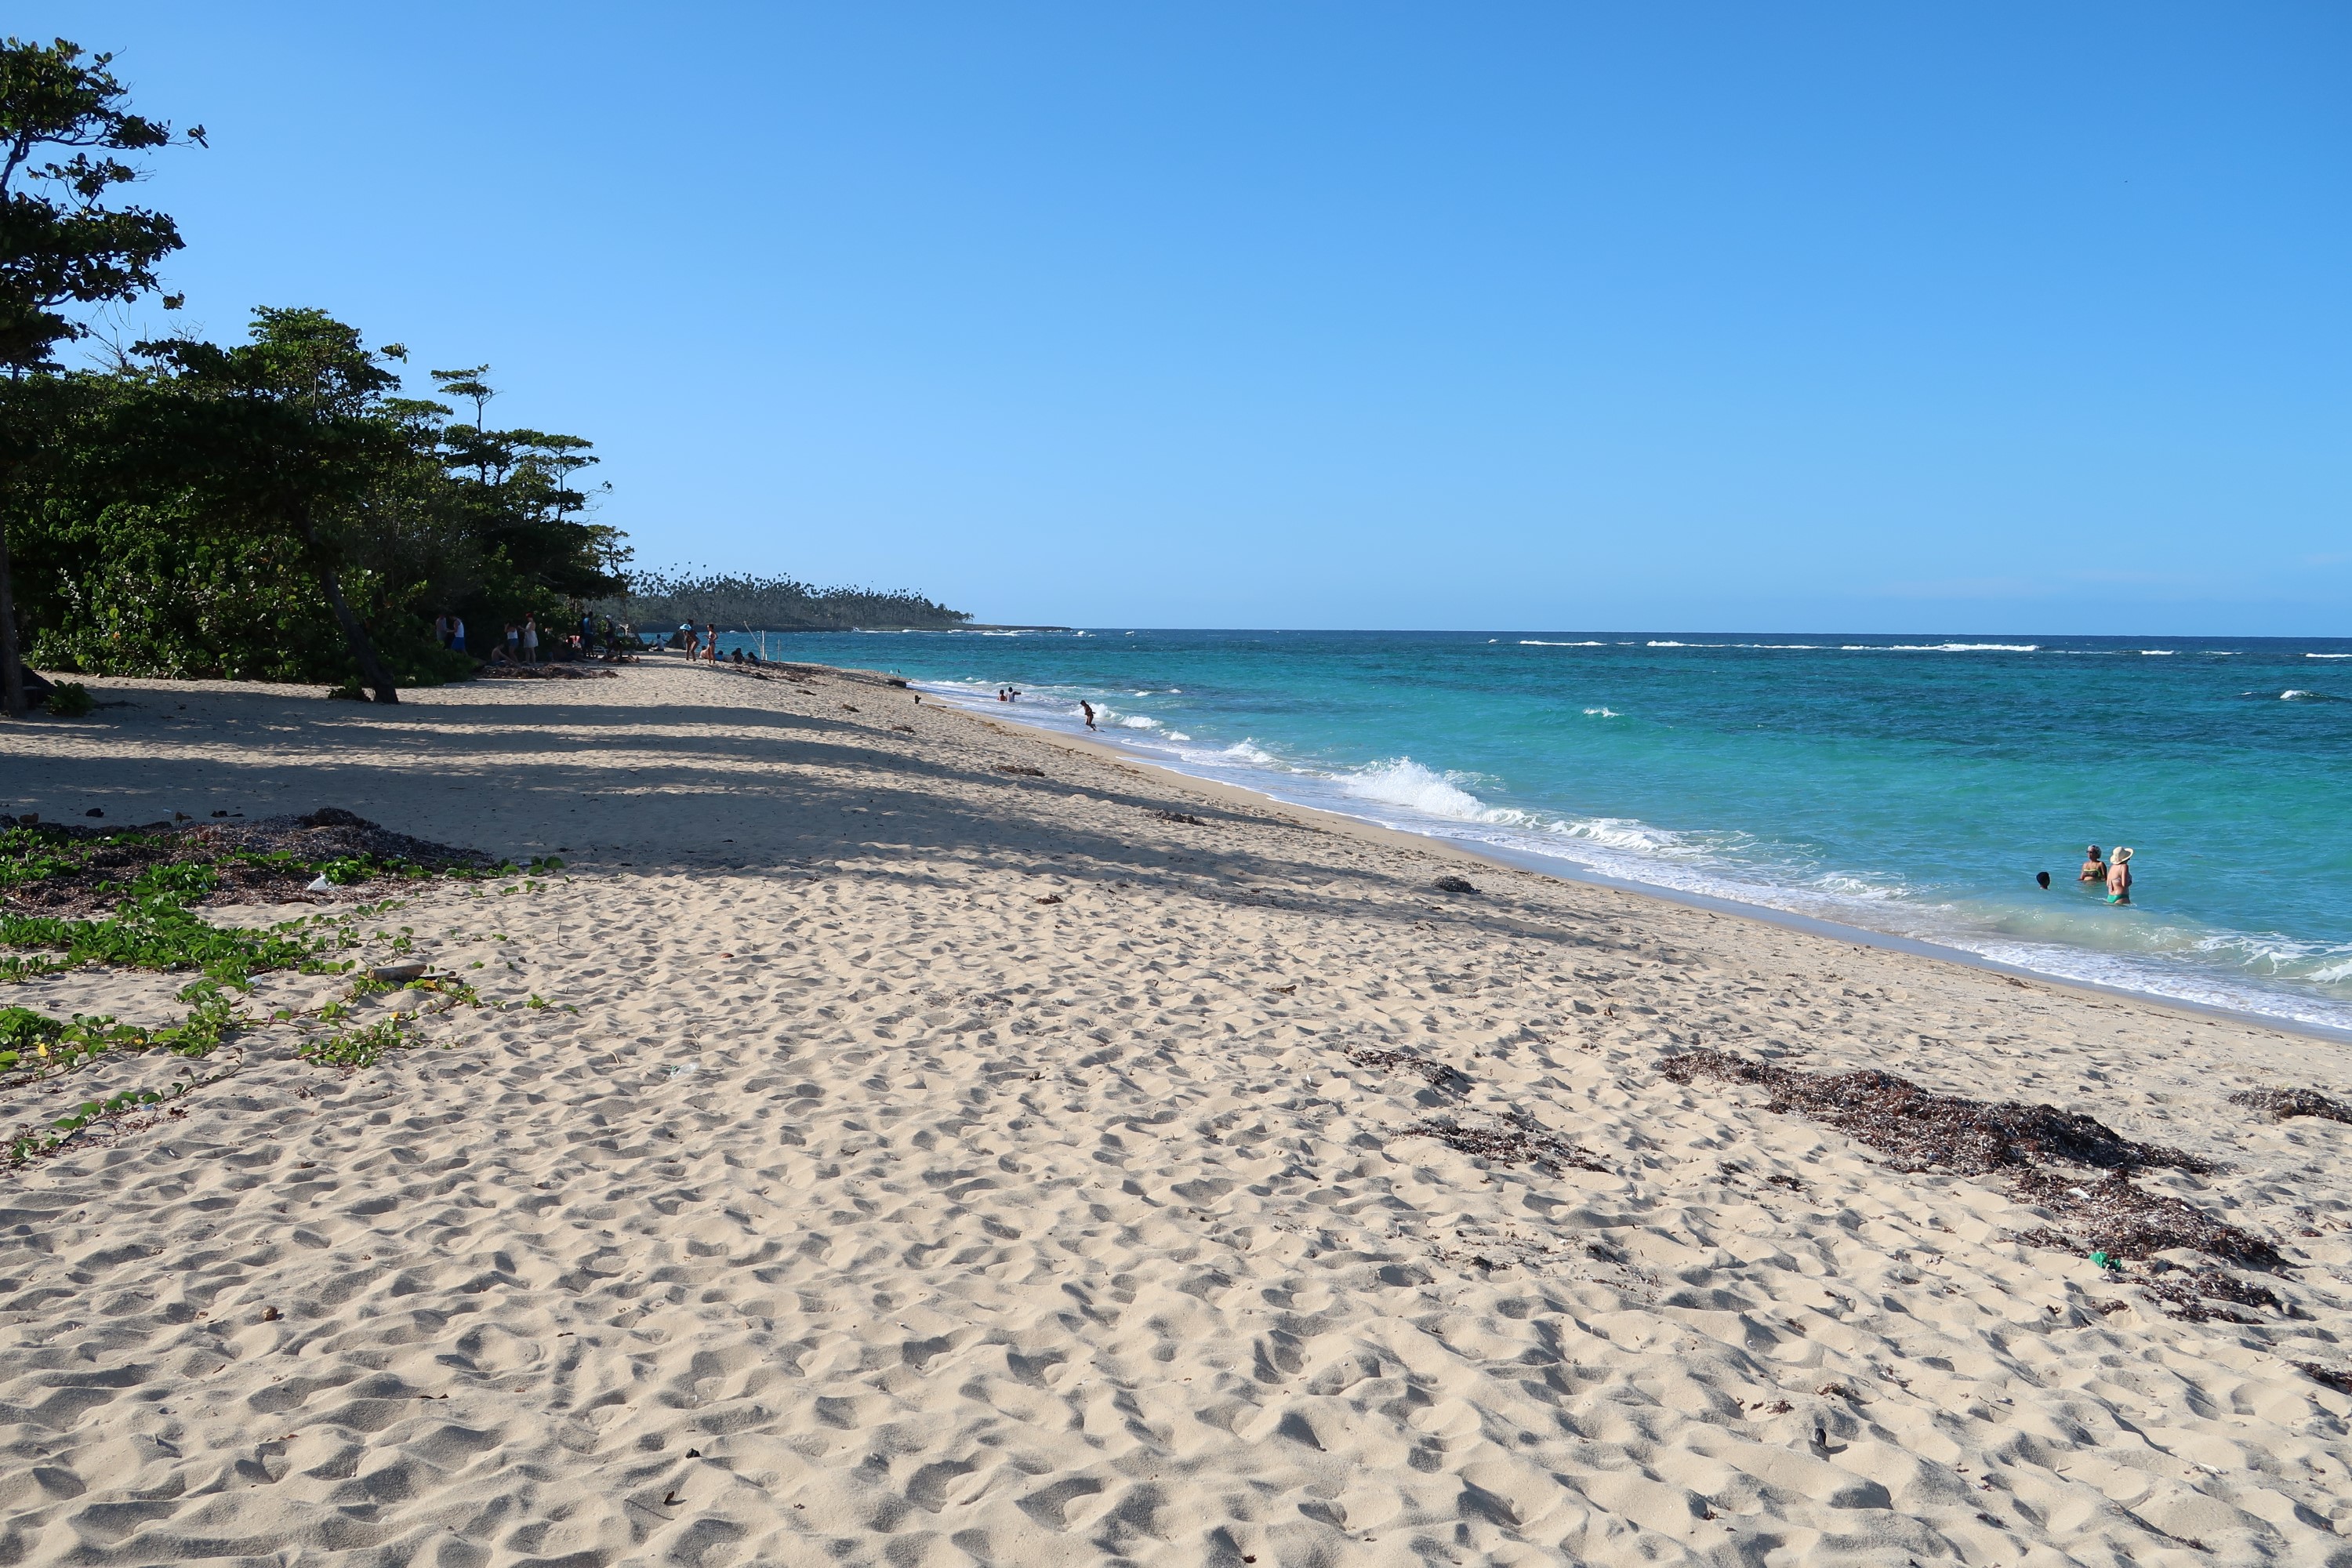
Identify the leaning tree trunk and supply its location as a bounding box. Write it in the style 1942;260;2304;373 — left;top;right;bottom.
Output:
299;517;398;705
0;518;24;720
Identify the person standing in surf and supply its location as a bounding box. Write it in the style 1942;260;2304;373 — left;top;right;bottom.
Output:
1081;700;1098;731
2107;848;2133;905
2079;845;2108;884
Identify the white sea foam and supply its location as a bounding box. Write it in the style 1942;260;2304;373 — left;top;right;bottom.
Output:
1881;643;2039;652
1520;640;1605;647
1583;706;1620;717
1541;816;1691;855
1166;731;1190;742
2280;689;2329;701
2308;652;2352;659
1116;715;1157;728
1339;759;1527;825
1811;872;1902;902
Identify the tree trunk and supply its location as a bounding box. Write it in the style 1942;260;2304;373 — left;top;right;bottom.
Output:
0;517;24;720
300;517;398;704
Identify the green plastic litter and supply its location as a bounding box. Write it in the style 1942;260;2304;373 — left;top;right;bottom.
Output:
2089;1250;2122;1272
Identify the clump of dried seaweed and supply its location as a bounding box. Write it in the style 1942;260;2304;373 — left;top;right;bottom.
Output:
1664;1049;2277;1270
1660;1049;2211;1176
1399;1112;1606;1174
2227;1087;2352;1125
2127;1261;2288;1323
2296;1362;2352;1396
1352;1048;1472;1095
2009;1168;2282;1271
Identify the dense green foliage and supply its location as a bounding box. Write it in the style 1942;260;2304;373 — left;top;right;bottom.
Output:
603;568;968;633
9;311;623;693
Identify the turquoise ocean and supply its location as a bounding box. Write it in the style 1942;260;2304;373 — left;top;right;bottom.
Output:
722;629;2352;1034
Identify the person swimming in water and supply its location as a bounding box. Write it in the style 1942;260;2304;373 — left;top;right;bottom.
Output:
2079;844;2108;884
2107;847;2133;905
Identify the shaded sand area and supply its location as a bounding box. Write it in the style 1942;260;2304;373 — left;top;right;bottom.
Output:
4;659;2351;1566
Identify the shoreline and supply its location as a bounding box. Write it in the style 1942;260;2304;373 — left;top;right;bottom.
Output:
911;677;2352;1049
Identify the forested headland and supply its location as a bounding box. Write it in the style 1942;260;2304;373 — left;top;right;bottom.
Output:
599;571;969;634
0;38;961;715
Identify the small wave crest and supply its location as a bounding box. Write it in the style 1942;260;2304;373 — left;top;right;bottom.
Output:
1339;759;1529;826
1520;640;1604;647
1869;643;2040;652
1541;815;1691;855
1583;706;1620;717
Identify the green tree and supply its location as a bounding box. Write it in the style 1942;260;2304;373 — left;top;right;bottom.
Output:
127;308;416;700
0;37;200;717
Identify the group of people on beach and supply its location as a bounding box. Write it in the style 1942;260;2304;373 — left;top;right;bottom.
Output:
441;614;538;664
672;622;779;672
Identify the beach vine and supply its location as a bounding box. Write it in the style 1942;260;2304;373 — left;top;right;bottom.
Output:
1;814;532;1163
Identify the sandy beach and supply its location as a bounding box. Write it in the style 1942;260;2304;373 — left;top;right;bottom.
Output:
3;656;2350;1567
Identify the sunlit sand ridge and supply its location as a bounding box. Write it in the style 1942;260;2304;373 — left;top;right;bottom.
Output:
2;659;2348;1566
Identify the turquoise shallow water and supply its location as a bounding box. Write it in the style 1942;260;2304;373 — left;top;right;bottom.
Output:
724;629;2352;1032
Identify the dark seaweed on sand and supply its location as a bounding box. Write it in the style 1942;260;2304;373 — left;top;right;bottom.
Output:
1351;1047;1472;1095
2298;1362;2352;1396
1664;1050;2279;1269
1399;1113;1607;1174
2126;1263;2288;1323
2005;1170;2284;1272
2227;1087;2352;1126
1658;1048;2212;1176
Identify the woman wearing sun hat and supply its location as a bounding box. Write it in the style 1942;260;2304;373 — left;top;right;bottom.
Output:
2106;848;2133;905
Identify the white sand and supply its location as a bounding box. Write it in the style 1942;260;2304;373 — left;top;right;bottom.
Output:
2;659;2349;1566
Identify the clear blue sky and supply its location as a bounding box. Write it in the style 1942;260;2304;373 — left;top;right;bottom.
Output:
30;4;2352;633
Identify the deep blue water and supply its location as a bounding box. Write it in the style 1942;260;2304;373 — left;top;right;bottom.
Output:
720;629;2352;1032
